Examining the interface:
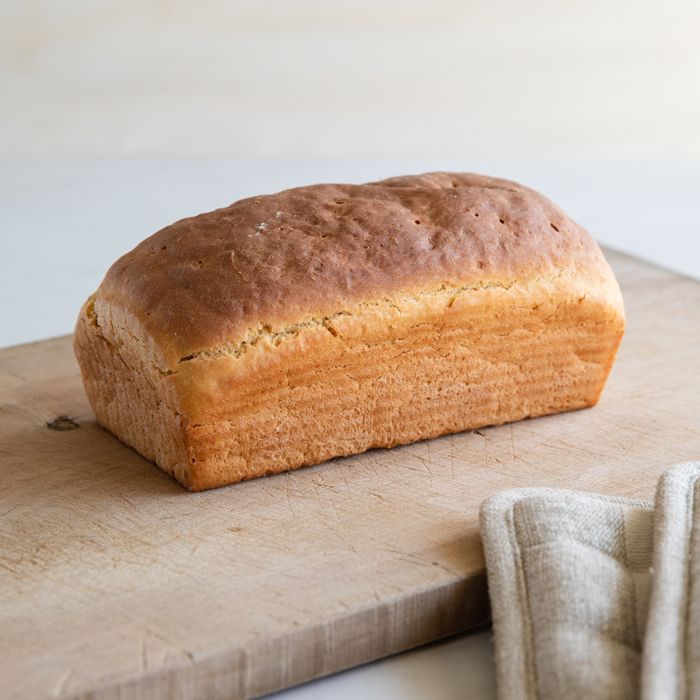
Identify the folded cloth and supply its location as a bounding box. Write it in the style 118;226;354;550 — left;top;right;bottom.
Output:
480;462;700;700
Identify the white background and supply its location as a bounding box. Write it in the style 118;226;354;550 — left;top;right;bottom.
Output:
1;1;699;159
3;1;700;697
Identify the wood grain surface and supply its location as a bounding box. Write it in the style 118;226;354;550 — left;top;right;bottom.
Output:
2;250;700;700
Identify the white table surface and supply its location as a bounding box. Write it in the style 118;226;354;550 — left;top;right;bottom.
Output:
2;160;699;699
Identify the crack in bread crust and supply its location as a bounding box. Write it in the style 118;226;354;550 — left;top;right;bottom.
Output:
95;171;619;367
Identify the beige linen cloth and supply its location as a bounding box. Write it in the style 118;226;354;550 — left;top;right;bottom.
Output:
480;461;700;700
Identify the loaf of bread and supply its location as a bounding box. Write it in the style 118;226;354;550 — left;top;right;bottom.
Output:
74;172;625;491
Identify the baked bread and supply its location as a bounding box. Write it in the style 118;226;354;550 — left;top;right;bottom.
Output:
74;172;625;491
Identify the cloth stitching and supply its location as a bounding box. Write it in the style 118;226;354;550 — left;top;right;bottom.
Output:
620;503;644;646
522;535;652;571
681;475;699;699
508;503;540;699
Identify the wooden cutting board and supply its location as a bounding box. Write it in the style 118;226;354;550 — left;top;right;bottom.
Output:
2;250;700;700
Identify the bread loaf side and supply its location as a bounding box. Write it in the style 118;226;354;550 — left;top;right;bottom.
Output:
74;172;625;490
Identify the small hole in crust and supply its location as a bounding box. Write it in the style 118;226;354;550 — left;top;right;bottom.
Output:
550;223;560;232
477;260;484;269
161;246;167;251
414;219;421;225
499;218;505;224
451;182;459;188
190;457;196;464
474;212;480;217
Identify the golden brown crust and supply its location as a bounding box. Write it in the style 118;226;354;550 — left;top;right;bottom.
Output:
97;172;615;369
75;171;625;490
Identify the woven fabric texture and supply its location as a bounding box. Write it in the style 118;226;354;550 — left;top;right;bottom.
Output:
480;462;700;700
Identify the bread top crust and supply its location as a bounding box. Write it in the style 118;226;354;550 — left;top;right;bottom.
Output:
95;172;621;370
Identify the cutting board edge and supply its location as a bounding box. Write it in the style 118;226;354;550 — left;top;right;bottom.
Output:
65;573;489;700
